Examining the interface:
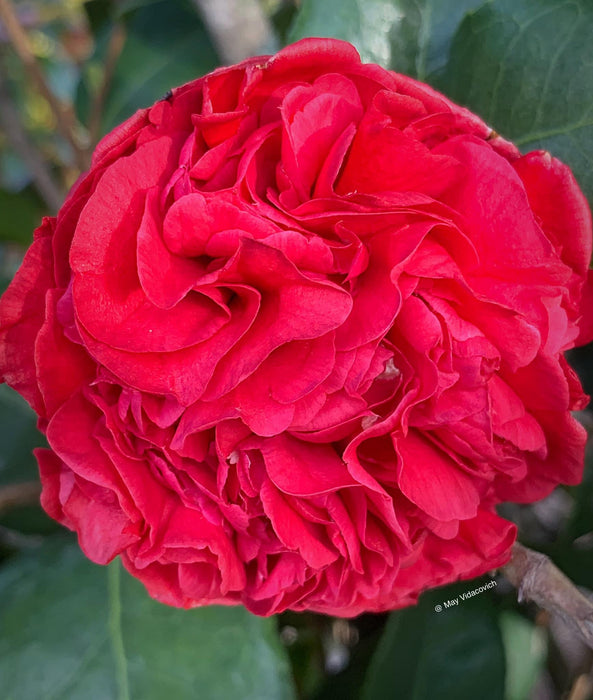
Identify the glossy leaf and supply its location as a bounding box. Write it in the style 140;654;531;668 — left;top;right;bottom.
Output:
79;0;219;137
0;384;43;487
291;0;593;209
386;0;487;80
544;542;593;590
289;0;486;72
0;538;297;700
500;612;547;700
0;378;55;540
362;579;505;700
438;0;593;206
0;189;46;245
289;0;403;65
563;436;593;545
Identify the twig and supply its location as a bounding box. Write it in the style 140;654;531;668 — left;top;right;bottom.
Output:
567;671;593;700
0;0;87;171
0;62;64;211
87;22;126;150
0;481;41;514
0;524;44;549
191;0;278;65
503;542;593;650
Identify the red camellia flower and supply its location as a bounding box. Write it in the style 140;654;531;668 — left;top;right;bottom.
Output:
1;38;592;616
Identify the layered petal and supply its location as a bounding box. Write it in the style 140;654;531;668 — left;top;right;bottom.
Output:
0;37;590;618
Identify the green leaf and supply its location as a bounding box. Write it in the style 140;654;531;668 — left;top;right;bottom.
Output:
563;437;593;544
288;0;403;65
500;612;546;700
116;0;165;18
83;0;117;36
438;0;593;207
79;0;219;137
0;384;43;487
0;385;56;539
0;188;45;245
103;0;218;131
362;579;505;700
0;538;297;700
290;0;593;208
542;542;593;589
312;625;384;700
288;0;487;72
387;0;487;80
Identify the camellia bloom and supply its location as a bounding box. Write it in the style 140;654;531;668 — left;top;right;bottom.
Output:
1;38;591;616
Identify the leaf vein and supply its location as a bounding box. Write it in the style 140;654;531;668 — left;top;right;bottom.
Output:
528;3;581;132
415;0;432;81
514;119;593;147
487;2;576;124
47;636;110;700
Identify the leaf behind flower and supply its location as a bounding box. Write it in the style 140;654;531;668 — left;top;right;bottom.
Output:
291;0;593;210
439;0;593;209
362;580;506;700
0;538;296;700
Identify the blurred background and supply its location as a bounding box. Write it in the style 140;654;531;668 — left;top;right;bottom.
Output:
0;1;593;699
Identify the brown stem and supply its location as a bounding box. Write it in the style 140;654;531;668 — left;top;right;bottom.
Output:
87;22;126;151
0;481;41;514
0;0;87;171
503;542;593;650
568;671;593;700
